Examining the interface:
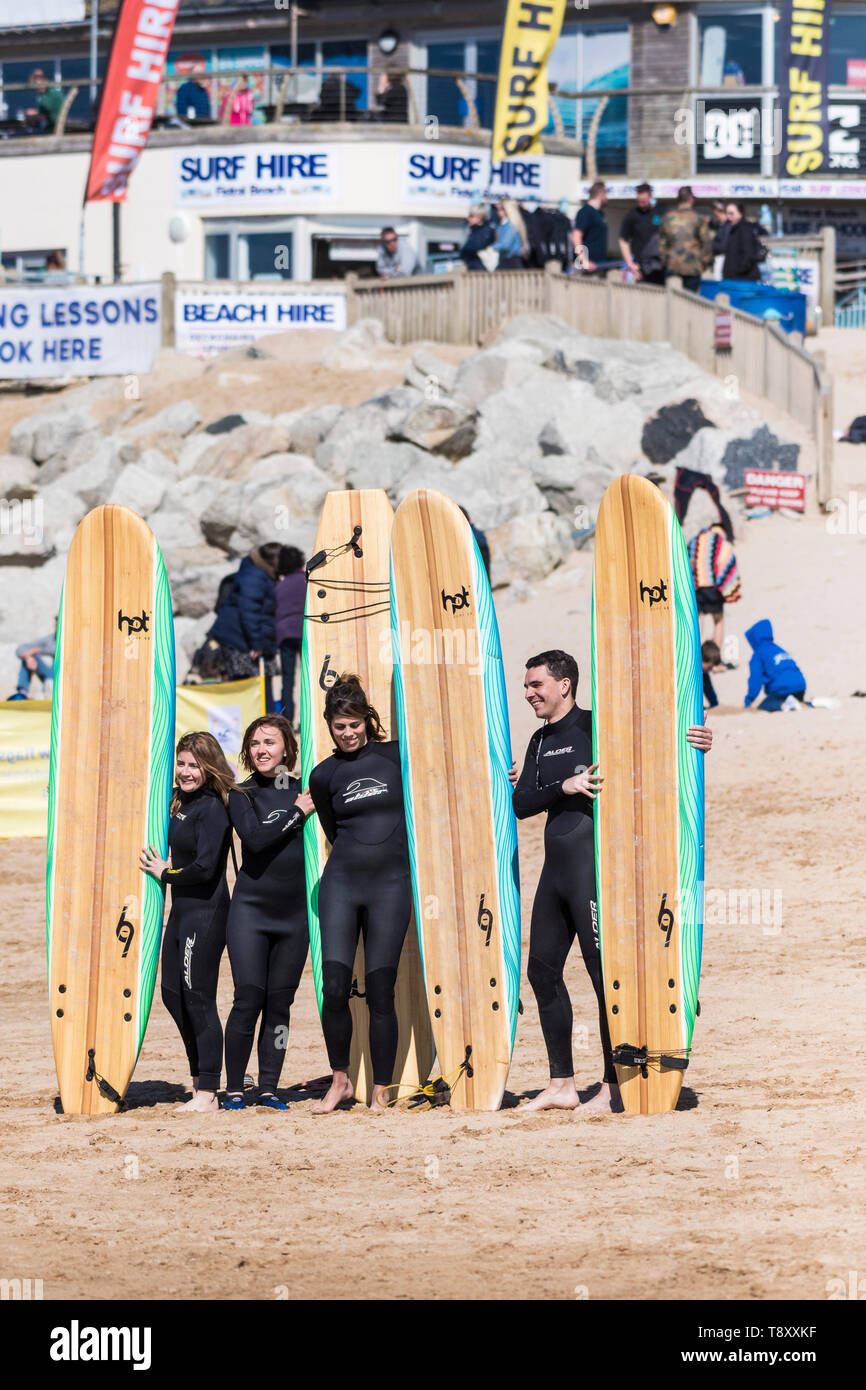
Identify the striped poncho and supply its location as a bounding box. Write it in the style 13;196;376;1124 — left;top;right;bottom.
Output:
687;524;741;602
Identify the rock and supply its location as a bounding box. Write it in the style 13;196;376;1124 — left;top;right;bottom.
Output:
395;449;546;530
36;429;131;487
0;523;55;566
204;413;247;435
144;347;208;392
244;451;317;488
107;462;167;516
526;454;614;519
36;481;88;552
288;404;344;457
314;399;400;483
404;347;458;397
319;317;388;370
171;561;238;620
9;406;95;462
60;450;126;509
719;424;800;488
434;418;479;461
201;460;330;553
492;313;578;353
641;398;716;464
124;399;202;440
345;440;430;495
187;423;292;481
0;456;39;498
452;353;510;408
0;553;67;642
393;398;475;451
176;433;215;478
488;510;573;587
174;614;215;669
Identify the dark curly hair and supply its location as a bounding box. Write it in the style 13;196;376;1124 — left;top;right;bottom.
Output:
323;673;385;743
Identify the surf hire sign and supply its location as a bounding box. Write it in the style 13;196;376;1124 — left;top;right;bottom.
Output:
85;0;180;201
492;0;567;161
777;0;831;178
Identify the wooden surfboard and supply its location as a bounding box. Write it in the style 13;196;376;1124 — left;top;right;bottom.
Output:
46;505;176;1115
591;474;705;1115
390;490;522;1111
299;489;432;1106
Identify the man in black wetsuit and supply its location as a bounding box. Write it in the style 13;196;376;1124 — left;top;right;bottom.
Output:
511;650;712;1113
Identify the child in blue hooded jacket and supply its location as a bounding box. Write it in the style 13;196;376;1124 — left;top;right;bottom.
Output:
744;619;808;711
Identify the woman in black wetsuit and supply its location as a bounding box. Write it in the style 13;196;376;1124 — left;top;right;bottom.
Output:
140;732;235;1114
223;715;313;1110
308;675;412;1115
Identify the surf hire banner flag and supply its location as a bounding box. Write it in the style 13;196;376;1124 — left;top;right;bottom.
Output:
777;0;832;178
85;0;180;201
492;0;567;160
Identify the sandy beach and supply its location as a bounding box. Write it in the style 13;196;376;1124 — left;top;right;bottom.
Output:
1;332;864;1303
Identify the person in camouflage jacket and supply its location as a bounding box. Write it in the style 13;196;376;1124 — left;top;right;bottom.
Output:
659;186;714;293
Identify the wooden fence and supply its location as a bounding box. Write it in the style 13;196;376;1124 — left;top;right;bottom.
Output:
346;268;834;506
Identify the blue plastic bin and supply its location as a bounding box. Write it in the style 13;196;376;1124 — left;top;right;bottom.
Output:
698;279;807;336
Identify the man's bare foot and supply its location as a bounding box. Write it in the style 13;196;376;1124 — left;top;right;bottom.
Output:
521;1077;581;1111
311;1070;354;1114
175;1089;218;1113
368;1084;391;1114
575;1081;620;1115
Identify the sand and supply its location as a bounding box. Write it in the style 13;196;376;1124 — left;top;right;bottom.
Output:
1;333;864;1303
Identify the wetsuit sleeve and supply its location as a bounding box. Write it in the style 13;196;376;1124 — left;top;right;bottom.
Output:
309;763;337;844
511;731;564;820
227;787;306;851
161;797;229;886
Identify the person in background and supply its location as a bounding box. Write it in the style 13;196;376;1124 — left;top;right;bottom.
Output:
709;201;731;279
702;640;720;710
275;545;306;725
376;69;409;123
27;68;64;132
459;204;496;271
175;73;211;121
492;199;528;269
8;620;57;700
658;185;713;293
744;620;808;711
573;181;608;275
207;543;280;711
722;202;763;282
376;226;419;278
688;521;741;654
459;506;491;578
618;182;663;285
315;71;361;122
220;72;255;126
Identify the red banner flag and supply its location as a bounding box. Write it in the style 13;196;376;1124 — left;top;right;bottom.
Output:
84;0;180;202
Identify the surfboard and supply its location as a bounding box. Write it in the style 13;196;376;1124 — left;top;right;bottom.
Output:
591;474;705;1115
299;488;432;1106
390;490;521;1111
46;505;176;1115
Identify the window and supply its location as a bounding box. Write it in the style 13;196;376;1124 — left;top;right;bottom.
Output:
270;42;317;105
204;225;293;281
475;39;501;129
546;26;630;172
204;234;230;281
698;11;764;87
830;10;866;86
426;40;466;128
60;56;107;126
322;40;368;111
0;60;52;121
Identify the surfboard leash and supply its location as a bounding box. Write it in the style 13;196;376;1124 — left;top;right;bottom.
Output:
383;1047;474;1112
304;529;390;624
612;1043;690;1077
85;1049;125;1108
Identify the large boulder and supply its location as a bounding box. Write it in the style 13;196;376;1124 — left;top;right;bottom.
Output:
9;406;95;463
0;552;67;643
488;510;573;587
314;395;416;483
200;459;330;553
123;399;202;440
395;449;546;530
344;439;430;495
0;456;39;498
36;429;138;487
404;347;458;397
107;462;167;517
171;560;238;620
526;453;614;520
319;317;390;370
641;399;716;463
452;353;511;409
287;404;343;457
34;480;88;553
184;422;292;481
392;398;475;452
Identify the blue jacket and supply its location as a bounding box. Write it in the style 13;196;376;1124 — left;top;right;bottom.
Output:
208;553;276;657
459;220;496;271
744;619;805;706
493;219;523;261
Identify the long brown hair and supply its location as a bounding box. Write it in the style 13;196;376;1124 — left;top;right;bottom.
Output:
239;714;299;775
170;732;236;815
324;673;385;743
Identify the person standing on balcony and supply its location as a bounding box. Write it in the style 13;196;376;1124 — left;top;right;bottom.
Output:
459;204;496;271
220;73;255;126
376;69;409;123
26;69;64;132
376;227;419;277
492;200;528;269
722;202;763;282
572;181;609;275
658;185;713;293
618;182;664;285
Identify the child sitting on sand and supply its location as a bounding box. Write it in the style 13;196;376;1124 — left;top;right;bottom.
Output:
744;619;808;712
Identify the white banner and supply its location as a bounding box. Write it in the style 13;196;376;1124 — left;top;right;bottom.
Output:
0;0;83;23
592;178;866;201
176;288;346;355
769;250;820;310
402;144;549;211
0;284;161;380
174;145;343;210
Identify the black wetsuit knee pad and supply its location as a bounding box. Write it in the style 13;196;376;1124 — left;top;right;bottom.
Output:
322;960;353;1011
231;981;266;1022
527;954;560;1007
364;966;397;1015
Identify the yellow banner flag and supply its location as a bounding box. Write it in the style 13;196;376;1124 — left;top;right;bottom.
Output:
492;0;567;161
0;678;265;839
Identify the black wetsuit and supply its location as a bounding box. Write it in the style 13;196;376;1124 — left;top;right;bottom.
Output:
308;740;411;1086
512;705;615;1083
160;787;232;1091
224;774;309;1094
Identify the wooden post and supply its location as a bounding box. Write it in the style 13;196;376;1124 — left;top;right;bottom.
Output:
452;264;470;345
344;271;358;327
665;274;682;341
161;270;176;347
544;257;559;316
819;225;836;328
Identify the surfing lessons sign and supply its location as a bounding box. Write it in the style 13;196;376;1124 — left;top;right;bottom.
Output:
0;284;161;378
492;0;567;160
85;0;180;201
175;288;346;354
777;0;831;178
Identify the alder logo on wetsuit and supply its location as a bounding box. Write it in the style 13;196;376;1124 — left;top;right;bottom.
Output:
342;776;388;803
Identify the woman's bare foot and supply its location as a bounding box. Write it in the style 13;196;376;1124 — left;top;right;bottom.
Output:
521;1077;581;1111
311;1070;354;1114
575;1081;620;1115
175;1089;218;1113
368;1083;391;1114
